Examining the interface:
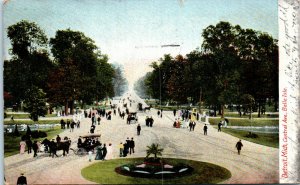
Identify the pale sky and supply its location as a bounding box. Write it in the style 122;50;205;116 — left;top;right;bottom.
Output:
3;0;278;88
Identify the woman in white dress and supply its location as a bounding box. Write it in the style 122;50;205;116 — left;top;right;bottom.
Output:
20;140;26;154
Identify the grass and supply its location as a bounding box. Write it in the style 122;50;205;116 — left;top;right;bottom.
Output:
5;113;57;119
222;112;278;118
216;127;279;148
4;126;64;157
4;119;69;125
81;158;231;184
209;118;278;126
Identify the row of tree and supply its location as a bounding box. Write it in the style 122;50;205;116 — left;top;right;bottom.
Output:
135;21;278;117
4;20;127;120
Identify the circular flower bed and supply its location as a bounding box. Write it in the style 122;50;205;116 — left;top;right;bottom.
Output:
115;158;193;178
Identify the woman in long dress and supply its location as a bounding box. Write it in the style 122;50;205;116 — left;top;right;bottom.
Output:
106;143;114;160
95;144;103;160
20;140;26;154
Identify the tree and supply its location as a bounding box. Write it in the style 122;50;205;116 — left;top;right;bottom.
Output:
146;143;164;160
23;86;48;122
5;20;53;105
49;29;115;112
112;65;128;97
201;21;241;117
7;20;47;59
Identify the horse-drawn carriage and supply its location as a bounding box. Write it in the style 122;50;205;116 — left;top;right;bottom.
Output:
72;134;101;156
127;112;138;124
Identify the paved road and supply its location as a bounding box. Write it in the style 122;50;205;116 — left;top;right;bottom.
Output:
4;92;278;184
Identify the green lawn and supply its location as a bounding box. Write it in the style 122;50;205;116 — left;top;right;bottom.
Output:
222;112;278;118
82;158;231;184
4;126;64;157
6;113;57;119
216;127;279;148
209;118;278;126
4;119;69;125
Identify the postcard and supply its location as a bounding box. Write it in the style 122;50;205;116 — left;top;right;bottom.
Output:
1;0;299;184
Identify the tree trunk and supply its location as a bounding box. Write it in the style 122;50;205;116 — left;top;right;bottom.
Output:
69;100;74;115
257;102;261;118
218;105;222;115
64;101;69;116
221;104;224;118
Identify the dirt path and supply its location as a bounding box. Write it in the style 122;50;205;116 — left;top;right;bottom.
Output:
4;92;278;184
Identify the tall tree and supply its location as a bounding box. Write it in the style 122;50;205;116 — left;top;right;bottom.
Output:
112;65;128;97
5;20;53;106
49;29;114;113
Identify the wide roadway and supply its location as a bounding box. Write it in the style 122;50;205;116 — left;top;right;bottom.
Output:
4;93;278;184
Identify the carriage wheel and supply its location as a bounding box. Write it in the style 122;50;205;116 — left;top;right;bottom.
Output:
77;148;87;156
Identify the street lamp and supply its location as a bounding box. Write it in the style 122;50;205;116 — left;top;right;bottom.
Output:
159;66;161;109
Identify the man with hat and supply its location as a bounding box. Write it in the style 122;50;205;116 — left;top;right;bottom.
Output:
17;173;27;185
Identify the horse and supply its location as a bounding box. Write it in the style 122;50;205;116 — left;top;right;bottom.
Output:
41;138;71;156
143;106;151;112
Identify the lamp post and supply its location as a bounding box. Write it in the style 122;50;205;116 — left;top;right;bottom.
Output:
159;66;161;109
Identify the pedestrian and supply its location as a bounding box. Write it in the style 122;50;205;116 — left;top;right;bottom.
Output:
106;143;113;160
97;116;101;125
157;110;160;117
149;116;154;127
192;121;196;131
203;124;208;135
145;116;149;126
129;138;135;154
50;139;58;158
77;136;82;148
119;142;124;157
218;121;223;132
160;109;163;118
32;141;38;157
70;121;75;132
137;124;141;135
189;121;193;131
173;109;176;117
17;173;27;185
67;119;70;129
20;140;26;154
56;135;61;143
236;139;243;155
26;138;32;154
95;144;103;160
123;142;129;157
102;143;107;160
88;150;93;162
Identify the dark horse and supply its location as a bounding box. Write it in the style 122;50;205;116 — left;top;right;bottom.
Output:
41;138;71;156
143;106;151;112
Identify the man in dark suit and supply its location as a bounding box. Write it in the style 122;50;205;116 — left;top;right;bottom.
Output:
203;124;208;135
17;173;27;185
129;138;135;154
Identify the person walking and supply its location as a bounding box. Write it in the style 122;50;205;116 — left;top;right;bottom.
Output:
173;109;176;117
70;121;75;132
56;135;61;143
20;140;26;154
236;140;243;155
149;116;154;127
50;139;58;158
97;116;101;125
17;173;27;185
88;150;93;162
102;143;107;160
192;121;196;131
26;138;32;154
218;121;223;132
137;124;141;135
203;124;208;135
129;138;135;154
119;142;124;157
189;121;193;131
32;141;38;157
